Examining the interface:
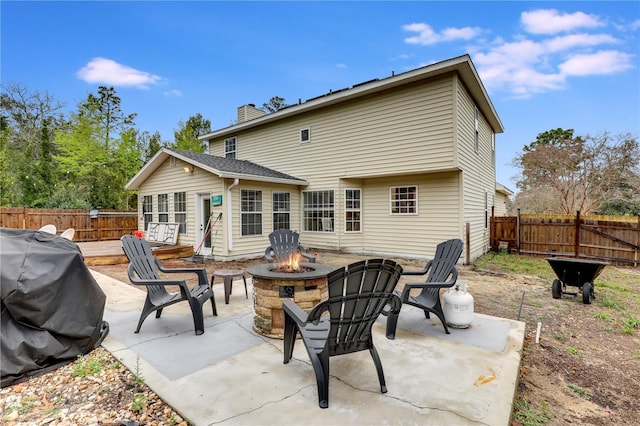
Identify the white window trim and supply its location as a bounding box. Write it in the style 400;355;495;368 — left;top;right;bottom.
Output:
485;190;489;229
173;191;187;234
158;193;169;223
389;185;418;215
142;195;153;230
225;136;237;158
302;190;334;232
240;189;263;236
272;191;291;231
300;127;310;144
344;188;362;233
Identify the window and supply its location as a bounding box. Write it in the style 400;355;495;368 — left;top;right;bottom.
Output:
390;186;417;215
174;192;187;233
241;190;262;236
485;191;489;229
142;195;153;230
272;192;290;230
300;128;310;143
345;189;361;232
303;190;334;232
474;107;480;152
225;137;237;159
158;193;168;223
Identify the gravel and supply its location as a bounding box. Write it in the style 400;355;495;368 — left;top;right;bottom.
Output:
0;347;188;426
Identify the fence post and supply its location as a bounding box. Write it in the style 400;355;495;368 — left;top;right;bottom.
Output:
516;208;521;255
490;206;496;251
574;210;581;258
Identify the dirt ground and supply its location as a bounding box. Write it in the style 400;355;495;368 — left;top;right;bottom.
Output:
88;250;640;425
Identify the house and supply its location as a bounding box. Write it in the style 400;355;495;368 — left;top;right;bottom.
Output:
495;183;514;216
125;54;504;262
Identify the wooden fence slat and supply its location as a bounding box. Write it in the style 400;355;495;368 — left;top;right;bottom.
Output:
0;207;137;242
491;211;639;266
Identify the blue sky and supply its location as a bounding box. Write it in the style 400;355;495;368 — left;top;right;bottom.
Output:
2;1;639;189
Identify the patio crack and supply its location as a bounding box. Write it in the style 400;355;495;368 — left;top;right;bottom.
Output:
205;383;316;425
338;374;490;424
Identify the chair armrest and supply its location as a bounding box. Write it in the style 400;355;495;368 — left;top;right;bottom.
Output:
401;270;427;276
398;280;456;303
265;246;274;263
299;245;317;263
156;260;209;285
128;274;189;289
401;260;432;276
388;294;402;314
282;300;309;327
403;281;456;290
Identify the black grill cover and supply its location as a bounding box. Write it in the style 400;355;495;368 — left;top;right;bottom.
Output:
1;228;109;387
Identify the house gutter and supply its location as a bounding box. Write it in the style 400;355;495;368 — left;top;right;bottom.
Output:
227;179;240;251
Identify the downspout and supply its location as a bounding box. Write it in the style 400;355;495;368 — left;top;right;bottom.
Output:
227;179;240;251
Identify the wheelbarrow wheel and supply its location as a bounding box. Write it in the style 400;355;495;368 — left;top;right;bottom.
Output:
582;282;594;304
552;279;562;299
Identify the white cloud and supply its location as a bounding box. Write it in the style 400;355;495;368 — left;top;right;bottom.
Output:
403;22;482;45
543;33;618;52
474;39;566;98
521;9;605;35
77;57;162;88
335;63;348;68
390;53;413;61
163;89;182;97
402;8;635;98
559;50;634;76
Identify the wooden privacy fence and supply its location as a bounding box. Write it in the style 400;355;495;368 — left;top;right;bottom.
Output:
0;207;138;242
491;209;640;265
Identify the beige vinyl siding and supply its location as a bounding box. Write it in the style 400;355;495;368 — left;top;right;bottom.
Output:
227;181;303;257
455;76;496;260
495;191;509;216
209;76;456;180
347;172;460;257
338;178;365;249
138;158;224;247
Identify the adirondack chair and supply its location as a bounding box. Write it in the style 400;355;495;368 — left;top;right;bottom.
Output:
283;258;403;408
385;238;464;338
120;235;217;335
264;229;316;263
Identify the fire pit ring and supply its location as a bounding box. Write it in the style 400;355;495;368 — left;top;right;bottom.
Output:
249;263;334;338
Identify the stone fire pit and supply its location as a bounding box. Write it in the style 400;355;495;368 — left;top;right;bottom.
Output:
248;262;334;338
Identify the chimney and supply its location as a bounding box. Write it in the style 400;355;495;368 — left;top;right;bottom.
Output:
237;104;266;123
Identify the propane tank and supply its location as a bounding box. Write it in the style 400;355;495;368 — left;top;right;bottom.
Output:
443;281;474;329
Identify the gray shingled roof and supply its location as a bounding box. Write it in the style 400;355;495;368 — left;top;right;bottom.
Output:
167;148;306;183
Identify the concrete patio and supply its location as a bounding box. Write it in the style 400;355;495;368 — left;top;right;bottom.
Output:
93;269;525;426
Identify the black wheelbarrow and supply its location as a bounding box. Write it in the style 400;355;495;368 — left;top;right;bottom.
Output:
546;257;608;304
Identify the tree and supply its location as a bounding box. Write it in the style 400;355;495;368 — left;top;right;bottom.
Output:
0;83;66;206
139;130;164;162
80;86;137;147
0;116;12;205
172;113;210;153
54;87;141;209
513;128;640;214
261;96;287;113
